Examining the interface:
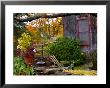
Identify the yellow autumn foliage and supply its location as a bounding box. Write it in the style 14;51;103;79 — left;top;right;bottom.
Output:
25;24;37;35
17;32;32;51
64;70;97;76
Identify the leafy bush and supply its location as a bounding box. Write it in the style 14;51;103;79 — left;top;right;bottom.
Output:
89;50;97;70
47;37;85;65
17;32;32;51
85;49;97;70
13;57;34;75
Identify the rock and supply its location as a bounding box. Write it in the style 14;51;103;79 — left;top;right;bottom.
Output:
35;67;46;75
44;68;59;74
63;72;72;75
54;71;72;75
45;70;56;75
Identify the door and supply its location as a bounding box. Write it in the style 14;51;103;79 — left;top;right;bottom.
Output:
76;16;91;51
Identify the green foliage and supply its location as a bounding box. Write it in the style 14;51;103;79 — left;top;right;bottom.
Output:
89;50;97;70
13;57;34;75
17;32;32;51
13;20;26;56
47;37;85;65
14;13;26;39
14;23;26;39
85;49;97;70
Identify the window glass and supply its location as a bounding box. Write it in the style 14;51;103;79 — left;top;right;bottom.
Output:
79;20;88;32
79;32;89;41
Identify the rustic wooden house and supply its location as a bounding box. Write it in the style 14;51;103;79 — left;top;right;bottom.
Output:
62;14;97;51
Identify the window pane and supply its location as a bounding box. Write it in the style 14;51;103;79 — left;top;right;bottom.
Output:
79;20;88;32
79;32;89;41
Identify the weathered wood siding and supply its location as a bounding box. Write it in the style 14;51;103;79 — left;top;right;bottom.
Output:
62;15;77;38
62;14;97;51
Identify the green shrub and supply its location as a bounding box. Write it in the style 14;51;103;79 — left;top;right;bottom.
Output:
84;49;97;70
13;57;34;75
89;50;97;70
47;37;85;66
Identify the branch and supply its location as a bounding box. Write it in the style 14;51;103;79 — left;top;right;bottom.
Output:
15;13;97;22
15;13;77;22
